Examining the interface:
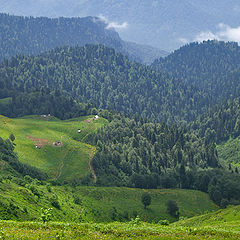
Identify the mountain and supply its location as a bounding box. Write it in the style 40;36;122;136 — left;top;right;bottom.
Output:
2;41;240;123
0;13;166;64
0;44;212;123
153;40;240;116
1;0;240;50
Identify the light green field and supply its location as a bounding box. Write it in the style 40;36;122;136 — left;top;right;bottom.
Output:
174;204;240;235
0;115;108;181
0;97;11;105
217;136;240;168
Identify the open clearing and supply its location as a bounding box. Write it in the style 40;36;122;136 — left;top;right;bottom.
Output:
0;115;108;182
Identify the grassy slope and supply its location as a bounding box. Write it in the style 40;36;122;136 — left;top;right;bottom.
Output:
217;136;240;168
0;115;108;182
174;205;240;236
0;177;218;223
0;97;11;105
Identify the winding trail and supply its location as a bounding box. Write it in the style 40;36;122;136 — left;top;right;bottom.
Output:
88;146;97;183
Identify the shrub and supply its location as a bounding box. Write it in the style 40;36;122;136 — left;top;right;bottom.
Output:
141;192;151;209
166;200;179;218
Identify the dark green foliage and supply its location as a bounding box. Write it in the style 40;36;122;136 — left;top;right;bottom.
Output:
50;196;61;209
9;134;15;142
0;90;95;120
166;200;179;218
141;193;151;209
2;41;240;123
190;97;240;143
0;43;221;123
88;116;219;187
153;40;240;122
73;196;82;205
194;169;240;207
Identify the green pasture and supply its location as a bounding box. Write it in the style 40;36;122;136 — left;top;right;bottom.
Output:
0;175;218;223
0;115;107;181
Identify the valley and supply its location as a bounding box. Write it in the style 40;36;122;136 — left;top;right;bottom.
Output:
0;5;240;239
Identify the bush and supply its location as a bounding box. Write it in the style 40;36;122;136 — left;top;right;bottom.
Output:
40;208;52;223
50;197;61;209
166;200;179;218
141;192;151;209
158;219;170;225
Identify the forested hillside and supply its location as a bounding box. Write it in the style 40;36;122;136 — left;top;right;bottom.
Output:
87;116;218;187
0;43;228;123
0;13;165;64
153;41;240;109
0;90;96;120
84;114;240;207
190;97;240;144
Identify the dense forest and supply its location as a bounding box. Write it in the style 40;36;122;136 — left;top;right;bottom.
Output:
2;42;239;123
85;115;240;207
87;116;219;187
190;97;240;144
0;90;96;120
153;41;240;109
0;13;165;64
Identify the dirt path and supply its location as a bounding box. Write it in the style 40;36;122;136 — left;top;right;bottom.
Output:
88;146;97;183
26;136;49;148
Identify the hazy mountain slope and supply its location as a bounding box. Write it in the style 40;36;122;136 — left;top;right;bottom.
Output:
1;0;240;50
0;13;165;64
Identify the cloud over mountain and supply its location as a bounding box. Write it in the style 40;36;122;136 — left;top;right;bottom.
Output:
98;14;128;30
194;24;240;44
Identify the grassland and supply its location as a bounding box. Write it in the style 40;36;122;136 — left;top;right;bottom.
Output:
1;213;240;239
2;204;240;239
217;136;240;168
0;115;108;182
0;173;218;223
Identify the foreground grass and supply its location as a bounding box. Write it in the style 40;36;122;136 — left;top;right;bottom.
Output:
0;220;239;239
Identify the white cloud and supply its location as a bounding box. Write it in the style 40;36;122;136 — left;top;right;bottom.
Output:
179;23;240;45
194;23;240;44
179;37;190;44
98;14;128;30
194;31;219;42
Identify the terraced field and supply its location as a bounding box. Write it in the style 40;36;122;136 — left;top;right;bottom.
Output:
0;115;108;182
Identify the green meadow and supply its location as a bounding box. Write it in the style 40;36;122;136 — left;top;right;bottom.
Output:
0;173;218;223
0;115;108;182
